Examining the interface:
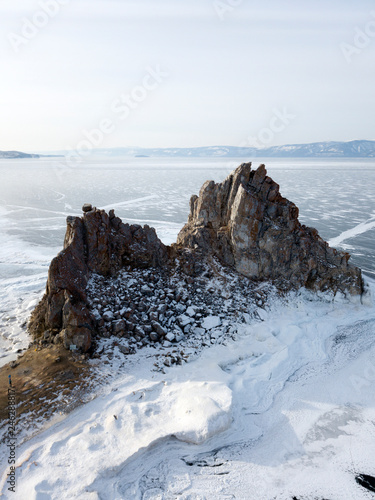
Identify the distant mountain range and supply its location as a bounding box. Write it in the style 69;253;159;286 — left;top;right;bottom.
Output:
4;140;375;159
91;140;375;158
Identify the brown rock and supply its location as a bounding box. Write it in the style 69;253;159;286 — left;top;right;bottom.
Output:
82;203;93;213
177;162;363;295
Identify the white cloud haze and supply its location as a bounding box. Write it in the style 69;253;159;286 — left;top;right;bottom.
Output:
0;0;374;151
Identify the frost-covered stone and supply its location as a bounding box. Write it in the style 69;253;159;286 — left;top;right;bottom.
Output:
210;329;221;340
150;332;159;342
193;327;206;336
134;326;145;338
174;331;184;342
185;306;196;317
149;311;159;322
178;314;192;327
184;324;192;334
113;319;125;334
119;343;130;354
165;332;175;342
158;304;167;314
202;316;222;330
91;309;101;321
102;311;115;322
176;304;186;314
152;321;166;336
141;284;153;296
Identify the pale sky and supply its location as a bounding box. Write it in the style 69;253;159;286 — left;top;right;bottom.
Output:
0;0;374;152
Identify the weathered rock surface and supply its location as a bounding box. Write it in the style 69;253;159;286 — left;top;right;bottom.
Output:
28;163;363;352
177;162;363;295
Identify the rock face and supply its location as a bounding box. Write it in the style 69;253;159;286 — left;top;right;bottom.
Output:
177;162;363;294
29;162;363;352
28;206;168;351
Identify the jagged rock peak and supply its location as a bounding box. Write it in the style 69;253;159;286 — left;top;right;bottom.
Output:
177;162;363;294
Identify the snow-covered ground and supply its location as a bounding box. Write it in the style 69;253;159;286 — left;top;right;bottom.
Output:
1;280;375;499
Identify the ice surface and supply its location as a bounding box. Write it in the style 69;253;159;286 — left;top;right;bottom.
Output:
329;215;375;248
0;207;60;365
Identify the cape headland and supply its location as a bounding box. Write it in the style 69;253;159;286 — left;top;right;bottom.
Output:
28;162;363;353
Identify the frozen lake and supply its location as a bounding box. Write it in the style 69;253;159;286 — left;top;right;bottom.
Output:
1;157;375;499
0;156;374;361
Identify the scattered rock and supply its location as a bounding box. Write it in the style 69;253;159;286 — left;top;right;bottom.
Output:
82;203;93;213
165;332;175;342
355;474;375;493
193;327;205;336
152;321;166;336
176;304;186;314
202;316;221;330
178;314;192;327
28;209;168;351
119;344;130;355
185;306;196;317
103;311;115;322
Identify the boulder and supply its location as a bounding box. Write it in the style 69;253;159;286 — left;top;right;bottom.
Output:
82;203;93;213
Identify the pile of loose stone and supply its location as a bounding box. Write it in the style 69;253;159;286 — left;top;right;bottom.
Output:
86;259;271;363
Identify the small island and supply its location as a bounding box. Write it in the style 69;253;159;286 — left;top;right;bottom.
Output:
28;162;363;353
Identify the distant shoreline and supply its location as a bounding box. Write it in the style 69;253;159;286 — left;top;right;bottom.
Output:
0;151;63;159
33;140;375;159
2;140;375;159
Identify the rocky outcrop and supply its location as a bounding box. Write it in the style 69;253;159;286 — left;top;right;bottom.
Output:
29;164;363;352
28;204;168;352
177;162;363;295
